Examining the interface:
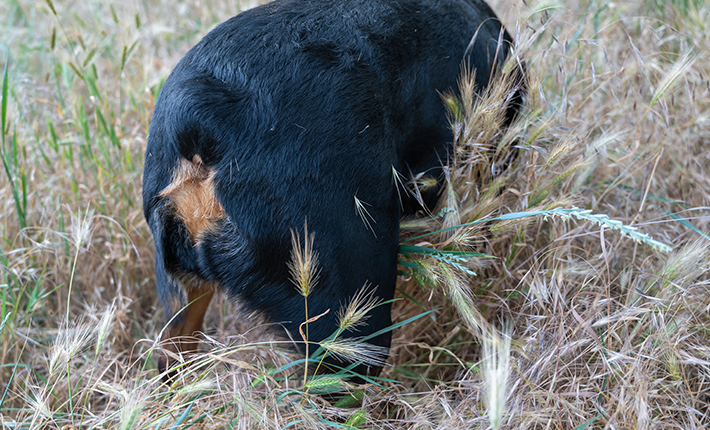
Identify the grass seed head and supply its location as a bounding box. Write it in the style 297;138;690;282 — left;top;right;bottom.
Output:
319;338;389;368
26;382;52;428
95;301;116;355
175;378;216;398
288;221;320;297
436;262;487;334
337;284;383;332
69;207;95;252
118;391;146;430
657;237;709;289
304;376;346;392
650;51;696;108
49;319;94;376
482;330;511;430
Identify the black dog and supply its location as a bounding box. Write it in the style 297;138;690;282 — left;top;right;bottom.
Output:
143;0;523;378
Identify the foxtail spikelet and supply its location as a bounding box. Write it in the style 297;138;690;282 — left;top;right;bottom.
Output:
650;51;696;108
95;301;116;355
70;207;95;252
337;284;382;332
439;263;486;333
482;330;511;430
26;382;52;429
118;392;146;430
319;338;389;368
49;319;94;376
288;220;320;297
304;376;346;392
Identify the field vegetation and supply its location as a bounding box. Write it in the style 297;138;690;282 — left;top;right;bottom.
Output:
1;0;709;428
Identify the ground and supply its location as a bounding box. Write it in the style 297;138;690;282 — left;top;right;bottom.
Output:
1;0;709;428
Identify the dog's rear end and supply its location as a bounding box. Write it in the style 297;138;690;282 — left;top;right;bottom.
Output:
144;154;221;372
143;0;525;378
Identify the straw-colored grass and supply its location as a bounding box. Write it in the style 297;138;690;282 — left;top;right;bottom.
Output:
2;0;709;428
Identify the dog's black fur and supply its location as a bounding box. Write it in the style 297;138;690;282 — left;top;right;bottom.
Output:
143;0;523;377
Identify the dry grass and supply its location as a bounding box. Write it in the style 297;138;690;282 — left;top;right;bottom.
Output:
2;0;710;428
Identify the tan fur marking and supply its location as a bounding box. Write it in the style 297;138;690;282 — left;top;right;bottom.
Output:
160;278;217;375
159;155;226;241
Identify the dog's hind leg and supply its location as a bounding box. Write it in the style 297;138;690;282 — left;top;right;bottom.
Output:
158;274;216;375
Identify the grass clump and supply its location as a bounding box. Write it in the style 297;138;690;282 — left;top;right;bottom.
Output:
2;0;710;428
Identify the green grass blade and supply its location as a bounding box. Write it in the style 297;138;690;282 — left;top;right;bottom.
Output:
668;212;710;242
0;58;25;230
1;52;8;141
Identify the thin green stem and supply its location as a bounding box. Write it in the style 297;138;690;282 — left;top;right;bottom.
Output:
302;297;309;387
66;241;80;328
312;328;344;378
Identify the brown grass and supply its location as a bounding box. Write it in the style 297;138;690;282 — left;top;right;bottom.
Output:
1;0;709;428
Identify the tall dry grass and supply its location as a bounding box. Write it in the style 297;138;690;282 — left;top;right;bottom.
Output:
1;0;709;428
